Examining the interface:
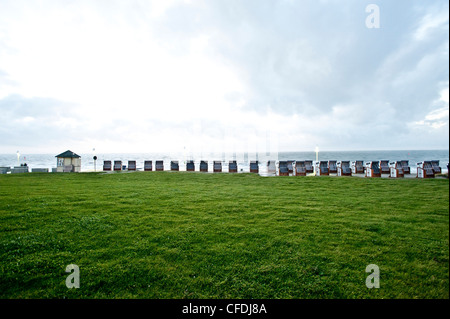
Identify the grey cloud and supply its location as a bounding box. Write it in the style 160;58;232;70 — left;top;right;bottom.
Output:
0;94;77;118
0;69;17;89
0;95;82;148
151;0;448;122
127;0;447;150
0;0;447;152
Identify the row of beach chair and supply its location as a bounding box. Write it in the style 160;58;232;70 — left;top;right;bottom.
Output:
101;159;443;178
286;159;440;178
364;160;441;178
102;160;136;171
277;160;358;176
278;160;314;176
102;160;257;173
416;160;442;178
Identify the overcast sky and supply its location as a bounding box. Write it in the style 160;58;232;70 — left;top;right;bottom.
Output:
0;0;448;154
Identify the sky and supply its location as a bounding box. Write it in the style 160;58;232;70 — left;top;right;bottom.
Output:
0;0;448;155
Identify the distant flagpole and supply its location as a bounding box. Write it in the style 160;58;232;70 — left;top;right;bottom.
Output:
315;146;319;162
93;148;96;172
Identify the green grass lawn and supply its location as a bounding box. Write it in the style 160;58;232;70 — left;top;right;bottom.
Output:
0;172;448;299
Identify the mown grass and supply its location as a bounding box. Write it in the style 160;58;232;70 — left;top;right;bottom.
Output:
0;172;448;299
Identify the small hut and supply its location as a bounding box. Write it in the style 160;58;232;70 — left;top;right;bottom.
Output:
55;150;81;173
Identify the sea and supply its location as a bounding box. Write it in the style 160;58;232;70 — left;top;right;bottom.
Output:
0;150;448;175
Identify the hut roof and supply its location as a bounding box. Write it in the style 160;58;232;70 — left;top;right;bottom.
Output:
55;150;81;158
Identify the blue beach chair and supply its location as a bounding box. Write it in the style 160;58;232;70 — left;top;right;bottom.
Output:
186;160;195;171
229;161;238;173
200;160;208;172
103;160;112;171
171;161;179;171
366;161;381;177
144;160;152;171
213;161;222;173
328;160;337;174
294;161;306;176
250;161;259;173
278;161;289;176
155;160;164;171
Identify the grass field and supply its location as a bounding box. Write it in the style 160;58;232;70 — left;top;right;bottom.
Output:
0;171;448;299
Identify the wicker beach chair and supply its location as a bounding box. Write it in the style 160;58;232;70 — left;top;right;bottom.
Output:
144;161;152;171
186;160;195;171
200;160;208;172
338;161;352;176
352;160;365;174
317;161;329;176
170;161;179;171
294;161;306;176
229;160;238;173
304;160;314;174
417;161;435;178
328;160;337;174
400;160;410;175
128;160;136;171
103;160;112;171
155;160;164;171
389;161;404;178
250;161;259;173
278;161;289;176
114;160;122;171
366;161;381;178
213;161;222;173
380;160;390;175
431;160;441;174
